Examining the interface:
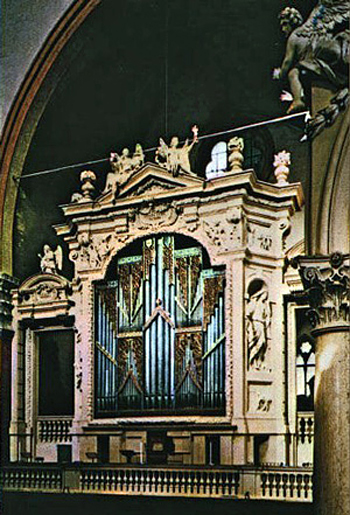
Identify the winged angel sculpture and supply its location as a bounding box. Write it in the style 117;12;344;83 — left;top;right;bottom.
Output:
273;1;349;139
155;125;199;176
39;245;63;274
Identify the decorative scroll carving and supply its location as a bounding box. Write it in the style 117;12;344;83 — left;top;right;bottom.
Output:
163;238;174;284
293;252;350;331
246;280;271;370
257;398;272;412
155;125;198;176
273;4;349;139
143;238;155;279
130;179;175;197
39;245;63;274
131;201;182;231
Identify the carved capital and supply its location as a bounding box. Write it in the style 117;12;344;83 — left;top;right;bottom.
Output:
294;253;350;333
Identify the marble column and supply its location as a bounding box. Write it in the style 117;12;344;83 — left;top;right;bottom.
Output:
295;253;350;515
0;273;19;464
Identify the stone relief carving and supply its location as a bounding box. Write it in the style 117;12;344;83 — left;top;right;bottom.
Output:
273;4;349;139
248;383;273;413
293;252;350;330
257;398;272;412
246;279;271;370
247;223;273;253
203;208;242;251
71;233;115;270
38;244;63;274
130;179;175;197
155;125;198;176
130;201;182;231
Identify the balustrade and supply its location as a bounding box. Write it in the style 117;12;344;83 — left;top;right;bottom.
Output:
1;464;312;502
37;417;72;442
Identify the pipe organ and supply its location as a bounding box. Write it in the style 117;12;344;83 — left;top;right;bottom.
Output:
95;235;225;415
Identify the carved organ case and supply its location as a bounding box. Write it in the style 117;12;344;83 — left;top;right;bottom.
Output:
11;159;303;465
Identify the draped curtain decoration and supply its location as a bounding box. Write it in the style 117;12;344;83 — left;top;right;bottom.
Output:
95;235;225;415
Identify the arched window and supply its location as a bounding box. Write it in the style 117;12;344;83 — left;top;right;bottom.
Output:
95;235;225;416
296;337;315;411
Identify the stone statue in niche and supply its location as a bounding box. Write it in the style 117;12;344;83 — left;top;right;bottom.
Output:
38;244;63;274
246;280;271;370
273;3;349;138
104;144;144;195
155;125;198;176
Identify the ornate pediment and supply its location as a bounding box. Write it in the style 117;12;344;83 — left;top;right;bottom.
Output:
14;273;73;317
98;163;203;204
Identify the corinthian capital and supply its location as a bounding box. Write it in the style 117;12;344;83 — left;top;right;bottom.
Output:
293;253;350;333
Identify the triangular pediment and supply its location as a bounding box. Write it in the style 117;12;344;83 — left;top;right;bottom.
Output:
98;162;203;204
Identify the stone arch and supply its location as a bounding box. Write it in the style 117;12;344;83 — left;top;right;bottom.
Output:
0;0;101;274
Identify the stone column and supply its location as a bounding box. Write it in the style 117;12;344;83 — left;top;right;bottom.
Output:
0;273;19;464
295;253;350;515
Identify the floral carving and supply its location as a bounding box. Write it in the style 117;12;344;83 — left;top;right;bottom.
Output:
203;209;241;251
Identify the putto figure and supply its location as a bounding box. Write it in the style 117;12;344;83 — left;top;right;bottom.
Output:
104;144;144;195
155;125;199;176
273;2;349;119
39;244;63;274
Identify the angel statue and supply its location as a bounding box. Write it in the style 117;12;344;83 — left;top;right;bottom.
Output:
155;125;199;176
273;2;349;134
39;244;63;274
104;143;145;195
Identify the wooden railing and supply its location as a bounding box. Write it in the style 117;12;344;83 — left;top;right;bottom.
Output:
1;464;313;502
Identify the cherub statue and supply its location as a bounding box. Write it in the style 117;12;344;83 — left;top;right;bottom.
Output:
104;144;145;195
273;3;349;115
39;244;63;274
155;125;199;176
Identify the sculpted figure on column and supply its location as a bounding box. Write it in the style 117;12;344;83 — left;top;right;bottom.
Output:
273;2;349;138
